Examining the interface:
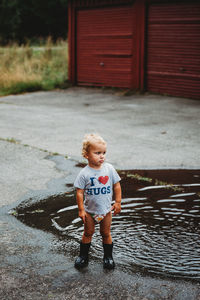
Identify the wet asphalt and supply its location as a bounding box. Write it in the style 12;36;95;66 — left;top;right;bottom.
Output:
0;87;200;299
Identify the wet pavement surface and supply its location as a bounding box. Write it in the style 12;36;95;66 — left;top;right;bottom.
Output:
13;165;200;281
1;155;200;299
1;88;200;299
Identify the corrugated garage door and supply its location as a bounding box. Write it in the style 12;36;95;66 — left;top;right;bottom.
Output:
147;2;200;99
76;6;135;88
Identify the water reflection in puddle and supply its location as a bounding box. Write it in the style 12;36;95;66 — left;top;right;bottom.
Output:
13;169;200;280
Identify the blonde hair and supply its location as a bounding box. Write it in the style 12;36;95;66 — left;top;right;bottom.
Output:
82;133;107;158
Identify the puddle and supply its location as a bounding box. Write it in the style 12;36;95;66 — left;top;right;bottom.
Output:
12;169;200;281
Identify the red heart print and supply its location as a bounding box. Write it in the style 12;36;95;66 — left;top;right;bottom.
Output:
98;176;109;185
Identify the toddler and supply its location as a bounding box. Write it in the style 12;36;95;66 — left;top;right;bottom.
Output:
74;133;121;269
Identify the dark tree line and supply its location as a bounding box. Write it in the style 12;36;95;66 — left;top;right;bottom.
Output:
0;0;68;44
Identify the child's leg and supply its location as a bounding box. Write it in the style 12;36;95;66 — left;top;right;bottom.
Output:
100;211;112;244
75;212;95;269
100;212;115;269
82;212;95;243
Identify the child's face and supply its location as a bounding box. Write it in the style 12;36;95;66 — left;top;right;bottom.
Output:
86;142;107;169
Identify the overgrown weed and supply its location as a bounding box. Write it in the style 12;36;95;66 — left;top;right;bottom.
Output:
0;37;69;96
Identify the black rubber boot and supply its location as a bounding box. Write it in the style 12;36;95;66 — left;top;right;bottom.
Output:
74;242;91;269
103;243;115;269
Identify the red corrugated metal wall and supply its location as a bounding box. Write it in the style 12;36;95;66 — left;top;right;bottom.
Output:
146;2;200;99
76;5;136;88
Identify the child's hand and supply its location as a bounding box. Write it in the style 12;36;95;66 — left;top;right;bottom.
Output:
79;209;86;223
111;202;121;216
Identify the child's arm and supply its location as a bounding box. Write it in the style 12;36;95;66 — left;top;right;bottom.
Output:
112;182;122;215
76;188;86;223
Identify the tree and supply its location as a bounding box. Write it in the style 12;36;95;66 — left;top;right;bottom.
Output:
0;0;21;43
0;0;68;44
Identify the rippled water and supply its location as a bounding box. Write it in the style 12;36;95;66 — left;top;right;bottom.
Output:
13;169;200;280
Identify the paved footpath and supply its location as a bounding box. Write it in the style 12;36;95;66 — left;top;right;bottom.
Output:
0;88;200;299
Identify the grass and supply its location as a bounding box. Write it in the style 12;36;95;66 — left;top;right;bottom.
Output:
126;172;184;192
0;137;20;144
0;136;70;159
0;37;69;96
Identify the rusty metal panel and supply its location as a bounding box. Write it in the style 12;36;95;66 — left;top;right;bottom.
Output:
146;2;200;99
76;5;135;88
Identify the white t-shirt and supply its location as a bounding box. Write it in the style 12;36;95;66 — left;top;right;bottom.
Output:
74;162;121;215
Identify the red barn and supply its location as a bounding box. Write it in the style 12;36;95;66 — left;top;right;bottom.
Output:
68;0;200;99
